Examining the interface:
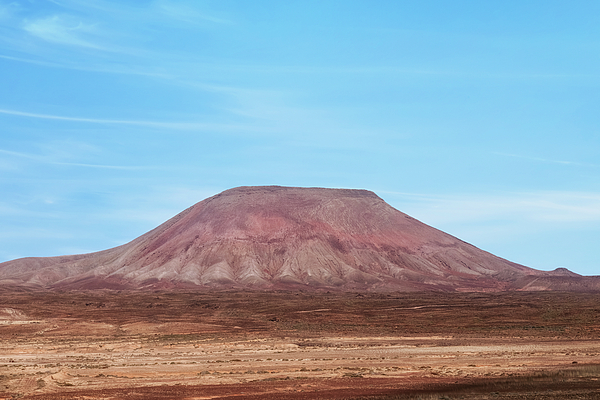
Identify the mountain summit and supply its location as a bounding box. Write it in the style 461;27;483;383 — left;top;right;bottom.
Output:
0;186;597;291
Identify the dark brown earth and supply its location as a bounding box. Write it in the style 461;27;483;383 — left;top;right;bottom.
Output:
1;290;599;399
0;186;598;291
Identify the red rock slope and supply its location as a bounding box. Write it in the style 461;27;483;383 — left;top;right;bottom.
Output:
0;186;597;291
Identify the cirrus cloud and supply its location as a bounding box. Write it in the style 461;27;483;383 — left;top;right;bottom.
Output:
23;14;103;49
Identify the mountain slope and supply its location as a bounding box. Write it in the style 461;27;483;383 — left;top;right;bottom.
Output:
0;186;596;291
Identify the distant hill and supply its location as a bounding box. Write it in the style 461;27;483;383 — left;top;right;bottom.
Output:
1;186;598;291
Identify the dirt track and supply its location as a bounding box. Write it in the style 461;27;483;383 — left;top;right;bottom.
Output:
1;290;599;399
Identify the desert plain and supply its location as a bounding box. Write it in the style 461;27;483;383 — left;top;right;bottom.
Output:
0;289;599;399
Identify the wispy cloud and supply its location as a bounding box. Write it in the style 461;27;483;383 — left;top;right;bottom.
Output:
0;53;64;67
53;162;151;170
9;1;214;61
381;189;600;274
0;148;149;170
23;14;104;49
382;190;600;226
46;0;232;24
0;148;38;160
0;108;258;132
494;152;598;168
0;108;161;124
0;53;173;78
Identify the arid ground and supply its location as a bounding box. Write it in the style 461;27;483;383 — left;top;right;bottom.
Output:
1;290;599;399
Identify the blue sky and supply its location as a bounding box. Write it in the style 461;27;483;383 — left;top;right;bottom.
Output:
1;0;599;275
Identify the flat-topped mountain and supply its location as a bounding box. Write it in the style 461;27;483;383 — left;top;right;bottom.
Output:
0;186;597;291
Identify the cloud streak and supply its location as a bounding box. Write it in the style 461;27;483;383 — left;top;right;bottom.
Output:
23;14;104;49
382;190;600;226
0;108;259;132
0;53;173;79
494;152;598;168
0;148;149;170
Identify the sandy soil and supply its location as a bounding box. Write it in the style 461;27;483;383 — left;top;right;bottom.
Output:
0;290;598;399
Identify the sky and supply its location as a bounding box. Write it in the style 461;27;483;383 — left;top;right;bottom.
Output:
1;0;599;276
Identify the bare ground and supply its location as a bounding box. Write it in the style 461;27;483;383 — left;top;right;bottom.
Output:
0;290;599;399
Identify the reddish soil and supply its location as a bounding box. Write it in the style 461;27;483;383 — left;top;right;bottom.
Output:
1;290;599;399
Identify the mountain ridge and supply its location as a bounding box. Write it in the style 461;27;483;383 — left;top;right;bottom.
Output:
1;186;597;291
